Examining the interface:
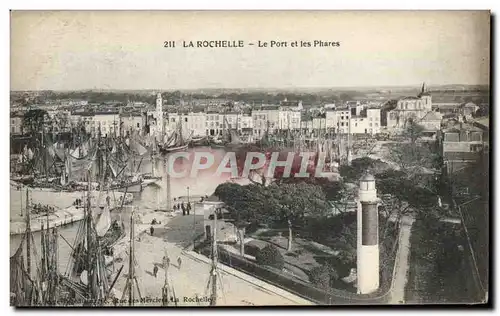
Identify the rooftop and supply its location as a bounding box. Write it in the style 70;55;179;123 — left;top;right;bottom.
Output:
400;96;421;101
421;111;443;122
360;173;375;182
444;152;481;161
474;117;489;129
442;123;483;133
72;111;120;116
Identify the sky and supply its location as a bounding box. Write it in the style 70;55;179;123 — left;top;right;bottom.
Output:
10;11;491;91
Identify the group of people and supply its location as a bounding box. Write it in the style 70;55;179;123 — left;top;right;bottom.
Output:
73;198;84;207
172;201;192;216
149;218;162;236
31;203;56;215
153;256;182;278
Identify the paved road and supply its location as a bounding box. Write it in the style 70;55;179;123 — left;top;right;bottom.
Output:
109;207;313;306
389;215;415;304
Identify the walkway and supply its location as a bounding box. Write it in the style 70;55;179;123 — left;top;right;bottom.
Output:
389;215;415;304
108;207;313;306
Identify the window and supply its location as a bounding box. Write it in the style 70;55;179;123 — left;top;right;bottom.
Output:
375;123;378;127
184;118;188;122
341;122;344;126
11;127;15;133
137;123;140;128
355;123;357;127
171;118;175;122
470;144;483;152
369;123;372;127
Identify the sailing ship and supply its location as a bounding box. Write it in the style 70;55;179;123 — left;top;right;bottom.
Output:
11;122;157;194
210;116;249;149
159;120;191;154
190;135;209;147
10;189;47;306
59;171;126;306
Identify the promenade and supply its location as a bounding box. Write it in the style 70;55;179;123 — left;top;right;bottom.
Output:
108;207;313;306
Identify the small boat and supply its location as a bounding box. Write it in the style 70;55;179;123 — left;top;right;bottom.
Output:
111;179;144;193
160;143;188;153
191;136;209;146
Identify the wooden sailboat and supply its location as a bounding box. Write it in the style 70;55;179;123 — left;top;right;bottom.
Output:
159;120;190;154
59;171;125;306
211;115;247;149
10;189;45;306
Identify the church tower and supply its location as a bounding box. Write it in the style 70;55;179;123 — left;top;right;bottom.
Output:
418;82;432;111
156;93;164;140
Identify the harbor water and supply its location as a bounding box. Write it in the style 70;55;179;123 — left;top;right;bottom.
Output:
9;147;249;273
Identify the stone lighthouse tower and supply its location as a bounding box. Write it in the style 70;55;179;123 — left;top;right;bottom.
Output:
357;172;380;294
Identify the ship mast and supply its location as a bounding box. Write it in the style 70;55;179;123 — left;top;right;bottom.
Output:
166;164;172;211
121;207;142;306
25;188;31;277
208;209;219;306
86;170;99;303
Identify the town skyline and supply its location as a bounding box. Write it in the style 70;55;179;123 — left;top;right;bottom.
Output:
11;11;490;91
9;83;490;94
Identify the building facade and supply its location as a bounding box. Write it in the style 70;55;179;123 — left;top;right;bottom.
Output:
386;83;432;131
10;114;23;135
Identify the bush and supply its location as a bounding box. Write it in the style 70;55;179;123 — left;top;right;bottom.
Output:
256;244;284;270
309;264;339;290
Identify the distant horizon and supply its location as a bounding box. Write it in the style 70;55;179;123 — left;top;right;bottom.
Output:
10;82;490;94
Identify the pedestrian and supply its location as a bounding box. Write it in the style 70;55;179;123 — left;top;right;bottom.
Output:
187;202;192;215
153;264;158;278
181;202;186;216
163;255;170;272
177;257;182;269
150;226;154;236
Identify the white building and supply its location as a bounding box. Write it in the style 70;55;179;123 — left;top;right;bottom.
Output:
325;106;381;135
185;112;207;137
10;114;23;135
73;111;120;137
206;112;220;136
164;112;207;138
326;108;350;133
239;114;253;130
386;83;432;131
350;108;381;134
278;109;301;130
252;106;280;138
120;112;145;136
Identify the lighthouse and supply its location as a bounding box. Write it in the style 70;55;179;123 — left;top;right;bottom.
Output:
357;172;380;294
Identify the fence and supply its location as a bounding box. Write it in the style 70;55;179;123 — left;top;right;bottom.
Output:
454;199;488;301
198;233;401;305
